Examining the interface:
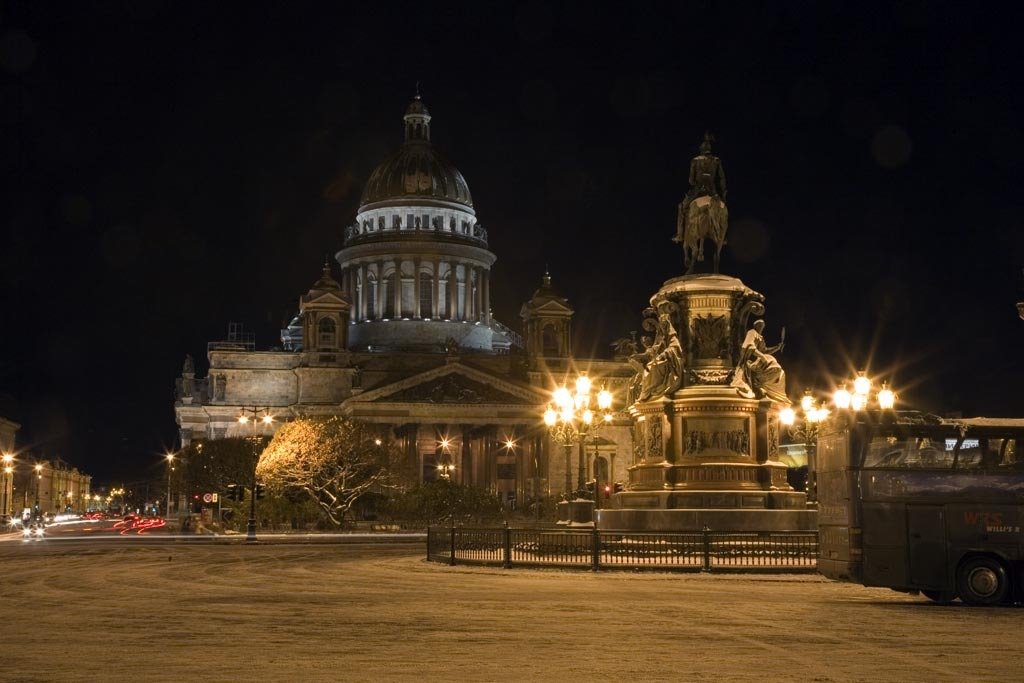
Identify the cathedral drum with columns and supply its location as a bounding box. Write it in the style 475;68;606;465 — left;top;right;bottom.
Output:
174;95;635;512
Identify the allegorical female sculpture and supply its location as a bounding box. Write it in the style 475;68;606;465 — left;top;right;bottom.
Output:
638;312;684;400
731;319;787;401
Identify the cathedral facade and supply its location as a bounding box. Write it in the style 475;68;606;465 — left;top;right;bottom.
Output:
174;96;634;508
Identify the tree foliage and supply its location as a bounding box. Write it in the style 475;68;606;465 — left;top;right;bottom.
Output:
382;480;503;526
257;416;407;527
179;437;267;494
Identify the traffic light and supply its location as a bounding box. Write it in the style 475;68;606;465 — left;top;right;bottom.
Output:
227;484;244;501
254;484;265;500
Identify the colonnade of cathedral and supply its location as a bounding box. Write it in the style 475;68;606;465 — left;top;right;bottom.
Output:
340;260;491;324
390;423;547;501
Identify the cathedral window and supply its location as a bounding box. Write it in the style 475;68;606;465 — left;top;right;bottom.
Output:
542;324;559;356
378;217;385;231
392;215;401;229
318;318;337;348
449;217;455;231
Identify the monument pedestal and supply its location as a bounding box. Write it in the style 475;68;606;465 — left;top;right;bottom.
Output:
604;273;816;532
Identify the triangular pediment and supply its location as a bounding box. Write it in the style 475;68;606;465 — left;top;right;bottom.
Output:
522;299;574;318
300;289;350;312
347;363;546;406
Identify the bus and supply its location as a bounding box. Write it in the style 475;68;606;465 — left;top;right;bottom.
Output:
817;411;1024;605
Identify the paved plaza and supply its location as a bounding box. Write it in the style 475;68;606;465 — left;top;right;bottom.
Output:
1;540;1021;682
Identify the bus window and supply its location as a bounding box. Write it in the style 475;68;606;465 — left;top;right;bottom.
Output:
863;435;954;468
1001;439;1021;467
958;438;1019;470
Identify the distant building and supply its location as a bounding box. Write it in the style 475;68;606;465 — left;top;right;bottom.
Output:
174;95;634;508
0;416;18;454
10;459;92;517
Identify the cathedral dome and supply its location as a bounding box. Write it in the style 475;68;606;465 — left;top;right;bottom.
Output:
358;96;474;210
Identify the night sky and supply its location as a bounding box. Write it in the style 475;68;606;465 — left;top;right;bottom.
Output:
3;2;1024;484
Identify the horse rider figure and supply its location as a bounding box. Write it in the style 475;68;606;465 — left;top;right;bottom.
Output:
674;132;729;273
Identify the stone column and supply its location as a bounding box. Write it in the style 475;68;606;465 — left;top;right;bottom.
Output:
375;260;384;320
359;263;368;320
482;269;491;325
413;257;422;319
448;261;458;320
393;259;402;318
474;267;483;322
431;258;440;319
343;268;353;322
460;425;472;485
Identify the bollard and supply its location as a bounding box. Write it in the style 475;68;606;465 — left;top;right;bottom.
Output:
592;526;601;571
502;521;512;569
426;525;431;560
449;521;456;566
701;524;712;573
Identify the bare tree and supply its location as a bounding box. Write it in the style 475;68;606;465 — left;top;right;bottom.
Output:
257;417;405;526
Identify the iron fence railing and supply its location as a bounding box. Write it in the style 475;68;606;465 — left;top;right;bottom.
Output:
427;525;818;573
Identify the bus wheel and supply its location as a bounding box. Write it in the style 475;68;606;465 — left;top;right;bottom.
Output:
957;557;1009;606
921;590;957;604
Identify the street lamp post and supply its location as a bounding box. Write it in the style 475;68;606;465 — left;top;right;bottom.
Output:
164;453;175;520
437;437;455;481
543;373;614;505
782;375;897;503
779;390;830;503
2;453;13;521
238;407;274;542
33;463;43;521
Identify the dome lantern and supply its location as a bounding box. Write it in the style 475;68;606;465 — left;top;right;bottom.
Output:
404;91;431;143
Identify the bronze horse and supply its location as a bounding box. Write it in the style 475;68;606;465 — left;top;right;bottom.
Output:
677;195;728;274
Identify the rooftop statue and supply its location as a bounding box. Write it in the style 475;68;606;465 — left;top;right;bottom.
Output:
674;132;729;274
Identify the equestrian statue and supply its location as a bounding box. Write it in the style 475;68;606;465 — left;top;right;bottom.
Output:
673;132;729;274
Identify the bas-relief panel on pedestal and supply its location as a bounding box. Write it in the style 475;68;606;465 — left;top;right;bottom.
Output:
682;417;749;457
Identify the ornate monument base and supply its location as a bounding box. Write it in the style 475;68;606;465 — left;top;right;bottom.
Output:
603;273;816;532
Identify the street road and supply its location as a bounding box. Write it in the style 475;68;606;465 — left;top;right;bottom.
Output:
0;540;1020;682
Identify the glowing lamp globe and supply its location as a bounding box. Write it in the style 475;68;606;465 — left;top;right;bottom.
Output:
779;407;796;426
877;384;896;410
834;385;852;410
553;386;572;410
851;393;866;411
544;408;557;426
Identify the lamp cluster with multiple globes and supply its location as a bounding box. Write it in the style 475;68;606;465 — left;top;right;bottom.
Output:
832;371;896;411
543;372;615;501
780;372;897;429
543;373;613;436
